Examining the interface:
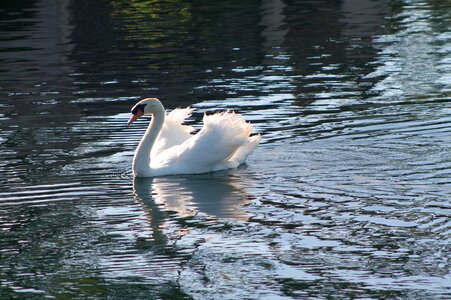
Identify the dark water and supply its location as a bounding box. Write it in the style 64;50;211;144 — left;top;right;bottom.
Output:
1;0;450;299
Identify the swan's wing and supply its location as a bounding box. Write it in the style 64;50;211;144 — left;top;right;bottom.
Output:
151;107;194;159
152;112;257;174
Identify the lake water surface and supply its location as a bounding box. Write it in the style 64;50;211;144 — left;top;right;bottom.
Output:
0;0;450;299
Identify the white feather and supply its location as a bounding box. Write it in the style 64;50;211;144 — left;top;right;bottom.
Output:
131;98;260;177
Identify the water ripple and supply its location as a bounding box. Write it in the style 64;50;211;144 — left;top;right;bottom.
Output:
0;0;450;299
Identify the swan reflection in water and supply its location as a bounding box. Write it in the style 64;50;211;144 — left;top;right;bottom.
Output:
133;172;251;231
102;173;252;282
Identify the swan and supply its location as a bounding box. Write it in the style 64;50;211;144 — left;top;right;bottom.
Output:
127;98;260;177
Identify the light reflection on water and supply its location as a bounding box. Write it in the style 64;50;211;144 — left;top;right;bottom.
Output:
146;174;251;220
0;0;450;299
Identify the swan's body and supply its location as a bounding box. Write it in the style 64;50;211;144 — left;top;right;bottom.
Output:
128;98;260;177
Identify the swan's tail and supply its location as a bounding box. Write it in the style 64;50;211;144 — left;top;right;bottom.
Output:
230;134;261;164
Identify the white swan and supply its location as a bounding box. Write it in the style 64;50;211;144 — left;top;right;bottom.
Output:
127;98;260;177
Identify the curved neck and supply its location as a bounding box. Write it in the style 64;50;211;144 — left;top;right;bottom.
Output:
132;105;165;176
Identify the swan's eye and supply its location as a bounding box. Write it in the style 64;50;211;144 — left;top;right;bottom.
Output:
132;103;147;115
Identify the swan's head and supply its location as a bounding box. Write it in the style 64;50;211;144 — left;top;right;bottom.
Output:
127;98;163;125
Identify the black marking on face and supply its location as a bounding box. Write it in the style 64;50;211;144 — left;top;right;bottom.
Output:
132;103;147;115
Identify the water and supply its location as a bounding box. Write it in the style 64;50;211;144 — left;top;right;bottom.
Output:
1;0;450;299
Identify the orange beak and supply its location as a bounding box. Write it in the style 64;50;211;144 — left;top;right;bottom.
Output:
127;111;143;125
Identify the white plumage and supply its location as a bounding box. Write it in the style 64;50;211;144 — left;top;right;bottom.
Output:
128;98;260;177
